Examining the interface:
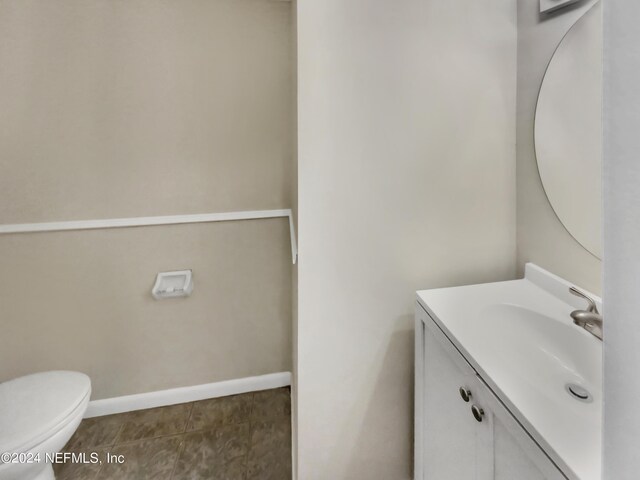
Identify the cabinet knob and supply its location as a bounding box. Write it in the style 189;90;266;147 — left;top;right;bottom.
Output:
471;404;484;422
459;387;472;402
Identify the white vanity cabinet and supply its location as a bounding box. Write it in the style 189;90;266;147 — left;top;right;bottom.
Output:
415;303;567;480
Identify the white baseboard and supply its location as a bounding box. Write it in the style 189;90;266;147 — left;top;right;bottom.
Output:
84;372;291;418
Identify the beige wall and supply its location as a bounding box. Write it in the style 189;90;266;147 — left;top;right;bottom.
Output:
516;0;602;294
296;0;517;478
0;0;294;399
0;220;292;400
0;0;292;222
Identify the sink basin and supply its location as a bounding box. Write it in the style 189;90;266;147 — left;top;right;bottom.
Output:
417;264;602;480
474;304;601;400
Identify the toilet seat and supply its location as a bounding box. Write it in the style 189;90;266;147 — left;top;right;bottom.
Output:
0;371;91;454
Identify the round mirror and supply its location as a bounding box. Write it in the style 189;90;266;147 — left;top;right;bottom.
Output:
535;2;602;258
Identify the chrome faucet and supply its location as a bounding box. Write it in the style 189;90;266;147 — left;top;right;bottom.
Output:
569;287;603;340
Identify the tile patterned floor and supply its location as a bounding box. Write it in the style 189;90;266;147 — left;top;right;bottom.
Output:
54;387;292;480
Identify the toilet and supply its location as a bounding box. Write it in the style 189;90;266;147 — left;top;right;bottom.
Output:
0;371;91;480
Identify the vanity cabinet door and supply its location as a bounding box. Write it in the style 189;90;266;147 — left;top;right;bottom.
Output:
475;379;567;480
421;315;493;480
493;419;548;480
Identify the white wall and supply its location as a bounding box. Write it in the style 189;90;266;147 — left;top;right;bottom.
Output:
516;0;601;294
602;0;640;478
296;1;517;478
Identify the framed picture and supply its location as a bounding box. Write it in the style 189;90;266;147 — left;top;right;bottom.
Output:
540;0;582;14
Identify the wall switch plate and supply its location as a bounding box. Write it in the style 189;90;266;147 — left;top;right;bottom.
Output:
540;0;582;14
152;270;193;299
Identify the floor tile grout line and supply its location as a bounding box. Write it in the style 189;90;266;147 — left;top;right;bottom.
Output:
245;390;260;479
104;420;253;450
92;427;125;480
110;429;192;448
110;423;126;448
111;402;194;446
249;390;256;419
168;433;187;480
244;403;255;480
68;421;125;452
183;401;196;433
92;458;103;480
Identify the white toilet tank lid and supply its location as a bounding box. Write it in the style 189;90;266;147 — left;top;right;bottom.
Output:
0;371;91;453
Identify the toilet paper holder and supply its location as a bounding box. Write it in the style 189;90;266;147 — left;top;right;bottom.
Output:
152;270;193;299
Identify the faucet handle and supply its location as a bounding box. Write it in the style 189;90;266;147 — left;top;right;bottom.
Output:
569;287;599;314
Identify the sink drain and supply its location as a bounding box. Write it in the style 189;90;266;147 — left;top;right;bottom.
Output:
565;383;592;403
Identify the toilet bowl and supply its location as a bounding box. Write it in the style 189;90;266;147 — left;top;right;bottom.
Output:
0;371;91;480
